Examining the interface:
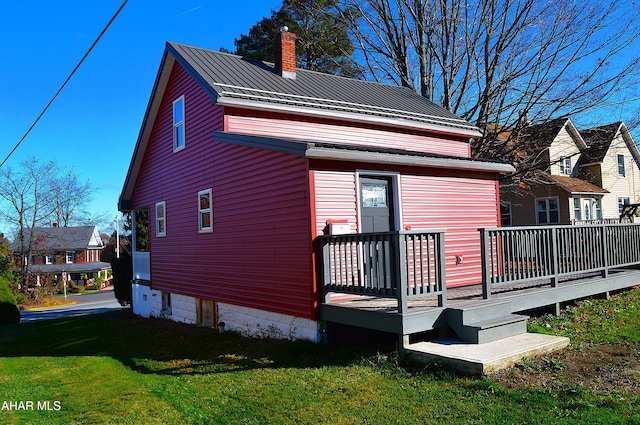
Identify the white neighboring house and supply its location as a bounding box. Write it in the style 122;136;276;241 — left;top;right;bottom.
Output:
500;118;640;226
579;122;640;220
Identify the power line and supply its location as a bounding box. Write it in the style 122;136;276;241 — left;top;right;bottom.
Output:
0;0;129;169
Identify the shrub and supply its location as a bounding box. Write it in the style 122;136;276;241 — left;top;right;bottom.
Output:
0;277;20;325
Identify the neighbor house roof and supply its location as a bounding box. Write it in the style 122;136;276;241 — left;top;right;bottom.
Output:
516;118;586;152
538;172;609;195
578;122;640;170
10;226;104;252
29;262;112;274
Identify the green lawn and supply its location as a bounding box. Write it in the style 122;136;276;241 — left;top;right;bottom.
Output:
1;289;640;424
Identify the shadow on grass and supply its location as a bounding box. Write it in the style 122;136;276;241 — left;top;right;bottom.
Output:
0;310;393;376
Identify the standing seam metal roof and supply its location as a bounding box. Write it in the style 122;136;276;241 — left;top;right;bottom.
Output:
167;42;479;135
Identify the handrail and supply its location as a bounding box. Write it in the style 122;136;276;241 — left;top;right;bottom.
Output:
480;223;640;299
320;230;447;311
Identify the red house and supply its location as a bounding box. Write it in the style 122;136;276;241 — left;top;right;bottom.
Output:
119;30;514;342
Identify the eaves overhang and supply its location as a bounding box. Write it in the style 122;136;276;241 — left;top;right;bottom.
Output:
214;132;514;174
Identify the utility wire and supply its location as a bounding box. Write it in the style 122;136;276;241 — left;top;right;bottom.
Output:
0;0;129;168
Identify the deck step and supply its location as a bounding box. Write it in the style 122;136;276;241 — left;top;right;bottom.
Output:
445;301;528;344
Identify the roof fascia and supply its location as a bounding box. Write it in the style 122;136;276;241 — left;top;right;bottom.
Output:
214;131;514;174
119;50;176;211
165;42;220;102
620;122;640;170
216;96;482;139
563;118;588;150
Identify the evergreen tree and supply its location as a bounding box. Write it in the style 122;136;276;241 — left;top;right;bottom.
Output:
233;0;361;78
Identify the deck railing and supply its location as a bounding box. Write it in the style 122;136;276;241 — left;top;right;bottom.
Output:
480;223;640;299
320;230;447;311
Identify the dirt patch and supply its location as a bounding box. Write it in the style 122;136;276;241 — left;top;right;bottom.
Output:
20;296;77;310
490;343;640;393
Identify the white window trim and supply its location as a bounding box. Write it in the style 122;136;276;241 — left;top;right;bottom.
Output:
617;154;626;178
198;188;213;233
173;96;185;152
156;201;167;237
535;196;560;225
618;197;630;215
65;251;75;264
560;156;572;175
45;254;54;265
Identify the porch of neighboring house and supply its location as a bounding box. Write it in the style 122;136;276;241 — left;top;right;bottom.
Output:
319;224;640;373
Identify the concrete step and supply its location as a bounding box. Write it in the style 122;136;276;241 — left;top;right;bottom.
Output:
405;332;570;375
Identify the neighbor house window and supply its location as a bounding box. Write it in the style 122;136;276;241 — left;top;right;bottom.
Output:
198;189;213;233
156;201;166;237
595;199;602;219
617;154;626;177
500;201;512;226
173;96;185;152
45;254;54;265
619;197;630;216
560;157;572;175
65;252;75;264
573;198;581;221
536;197;559;224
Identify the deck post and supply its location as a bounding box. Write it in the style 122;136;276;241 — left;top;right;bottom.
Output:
437;231;447;307
479;228;491;299
396;232;408;314
602;224;609;279
550;227;559;287
322;239;332;304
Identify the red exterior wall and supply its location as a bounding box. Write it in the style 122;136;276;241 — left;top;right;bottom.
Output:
227;114;471;157
311;164;500;287
129;63;315;319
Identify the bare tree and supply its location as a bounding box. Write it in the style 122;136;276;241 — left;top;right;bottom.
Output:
0;157;97;291
0;158;57;289
334;0;640;165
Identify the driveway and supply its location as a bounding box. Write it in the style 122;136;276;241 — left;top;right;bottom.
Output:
19;288;128;322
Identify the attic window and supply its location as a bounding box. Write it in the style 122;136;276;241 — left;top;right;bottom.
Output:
618;154;626;178
173;96;185;152
559;157;572;175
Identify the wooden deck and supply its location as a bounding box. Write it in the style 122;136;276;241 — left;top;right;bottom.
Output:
321;267;640;338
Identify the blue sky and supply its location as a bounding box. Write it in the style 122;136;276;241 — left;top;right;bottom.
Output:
0;0;282;234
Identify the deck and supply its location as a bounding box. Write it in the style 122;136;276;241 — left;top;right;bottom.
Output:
319;224;640;342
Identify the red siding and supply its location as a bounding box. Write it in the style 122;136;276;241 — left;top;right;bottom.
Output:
129;63;315;319
227;115;471;157
311;166;500;287
313;171;358;235
401;175;500;286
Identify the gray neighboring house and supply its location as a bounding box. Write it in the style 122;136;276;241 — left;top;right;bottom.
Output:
11;225;111;284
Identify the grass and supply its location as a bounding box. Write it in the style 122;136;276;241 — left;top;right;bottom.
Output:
0;289;639;424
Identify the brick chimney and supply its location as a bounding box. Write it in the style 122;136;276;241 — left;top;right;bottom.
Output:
274;26;297;80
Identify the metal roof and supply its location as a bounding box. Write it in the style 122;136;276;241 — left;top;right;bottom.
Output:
167;42;480;136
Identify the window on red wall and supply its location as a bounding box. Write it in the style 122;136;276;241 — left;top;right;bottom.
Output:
173;96;185;152
198;189;213;233
156;201;166;237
